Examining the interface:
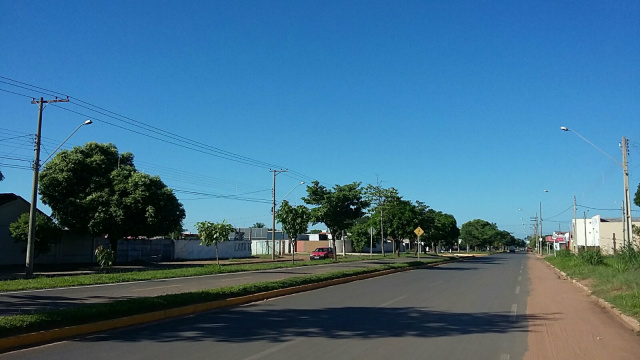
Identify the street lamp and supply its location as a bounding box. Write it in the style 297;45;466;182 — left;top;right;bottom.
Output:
279;181;304;203
560;126;632;247
26;119;93;277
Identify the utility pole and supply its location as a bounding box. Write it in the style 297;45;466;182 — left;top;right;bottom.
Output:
26;97;69;278
573;196;577;254
271;169;287;261
583;211;588;251
622;137;632;247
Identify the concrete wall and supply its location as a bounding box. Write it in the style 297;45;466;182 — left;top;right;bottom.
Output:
174;239;252;260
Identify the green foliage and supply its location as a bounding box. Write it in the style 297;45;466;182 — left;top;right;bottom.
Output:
94;245;115;270
9;212;63;257
556;249;574;258
252;222;266;228
38;142;186;259
303;181;369;259
460;219;499;250
615;242;640;269
275;200;310;262
195;220;235;266
635;182;640;207
579;249;604;266
349;218;376;253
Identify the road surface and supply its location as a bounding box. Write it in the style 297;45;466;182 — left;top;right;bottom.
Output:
1;253;530;359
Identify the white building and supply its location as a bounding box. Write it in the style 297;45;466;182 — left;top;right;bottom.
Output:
572;215;640;254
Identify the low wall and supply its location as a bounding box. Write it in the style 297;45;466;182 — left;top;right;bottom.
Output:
174;239;252;260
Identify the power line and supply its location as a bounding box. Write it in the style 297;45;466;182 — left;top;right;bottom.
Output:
544;204;574;221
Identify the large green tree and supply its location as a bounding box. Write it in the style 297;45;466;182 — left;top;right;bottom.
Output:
460;219;499;251
303;181;369;260
422;209;459;254
9;212;63;257
381;199;421;256
348;216;377;253
275;200;310;263
38;142;185;260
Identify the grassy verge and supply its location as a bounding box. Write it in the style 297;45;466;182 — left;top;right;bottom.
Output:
0;255;393;293
545;250;640;321
0;259;447;338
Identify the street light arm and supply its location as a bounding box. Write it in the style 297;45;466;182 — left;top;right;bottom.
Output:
41;120;92;166
279;182;304;203
562;127;622;167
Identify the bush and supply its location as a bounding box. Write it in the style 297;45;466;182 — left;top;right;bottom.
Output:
615;243;640;269
95;245;115;270
556;249;574;258
579;249;604;266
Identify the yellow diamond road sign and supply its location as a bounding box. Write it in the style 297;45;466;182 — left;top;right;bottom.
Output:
414;226;424;237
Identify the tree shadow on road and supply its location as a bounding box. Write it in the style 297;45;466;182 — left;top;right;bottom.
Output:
83;306;559;344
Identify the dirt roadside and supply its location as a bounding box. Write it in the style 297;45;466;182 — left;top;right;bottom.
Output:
524;255;640;360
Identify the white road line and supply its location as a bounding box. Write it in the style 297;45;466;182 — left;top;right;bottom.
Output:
515;286;520;294
132;285;181;292
242;339;302;360
511;304;517;322
518;276;521;281
219;276;252;282
380;296;407;307
519;269;522;274
500;354;511;360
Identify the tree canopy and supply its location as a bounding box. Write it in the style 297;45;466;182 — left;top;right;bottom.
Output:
9;212;63;257
38;142;185;259
195;220;235;266
460;219;500;250
275;200;310;263
303;181;369;260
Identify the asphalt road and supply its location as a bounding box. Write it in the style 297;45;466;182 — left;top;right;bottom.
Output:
0;257;437;316
1;253;530;360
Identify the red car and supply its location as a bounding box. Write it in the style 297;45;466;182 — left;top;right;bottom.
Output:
310;247;334;260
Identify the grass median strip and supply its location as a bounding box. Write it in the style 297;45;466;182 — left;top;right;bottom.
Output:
0;259;448;338
0;256;391;293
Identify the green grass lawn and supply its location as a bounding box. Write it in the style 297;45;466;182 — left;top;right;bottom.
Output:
546;252;640;321
0;258;449;338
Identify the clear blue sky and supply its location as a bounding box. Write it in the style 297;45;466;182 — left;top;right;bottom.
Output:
1;1;639;238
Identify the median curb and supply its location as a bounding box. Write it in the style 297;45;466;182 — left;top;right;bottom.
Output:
0;258;455;353
540;258;640;333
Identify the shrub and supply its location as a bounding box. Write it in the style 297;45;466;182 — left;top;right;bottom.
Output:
556;249;574;258
95;245;115;270
579;249;604;266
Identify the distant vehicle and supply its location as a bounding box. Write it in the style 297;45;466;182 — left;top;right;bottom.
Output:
310;247;334;260
509;246;516;253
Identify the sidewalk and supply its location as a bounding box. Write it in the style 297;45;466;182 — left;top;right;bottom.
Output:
524;255;640;360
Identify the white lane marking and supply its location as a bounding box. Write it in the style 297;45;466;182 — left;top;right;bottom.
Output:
132;285;180;292
519;269;522;274
515;286;520;294
242;339;302;360
430;281;443;287
380;296;407;307
501;354;511;360
219;276;252;282
511;304;518;322
518;276;521;281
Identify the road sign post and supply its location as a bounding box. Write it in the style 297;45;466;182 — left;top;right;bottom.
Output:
414;226;424;260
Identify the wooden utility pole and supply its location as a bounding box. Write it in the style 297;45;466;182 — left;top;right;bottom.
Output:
271;169;287;260
26;97;69;278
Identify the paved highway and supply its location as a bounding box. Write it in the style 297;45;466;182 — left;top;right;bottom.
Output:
1;253;529;360
0;257;438;316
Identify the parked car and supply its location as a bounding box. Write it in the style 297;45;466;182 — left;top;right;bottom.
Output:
509;246;516;253
310;247;334;260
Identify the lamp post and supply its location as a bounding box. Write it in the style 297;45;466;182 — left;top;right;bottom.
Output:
26;119;93;277
560;127;632;247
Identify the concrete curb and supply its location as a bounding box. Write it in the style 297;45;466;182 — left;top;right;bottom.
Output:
0;259;454;353
540;258;640;333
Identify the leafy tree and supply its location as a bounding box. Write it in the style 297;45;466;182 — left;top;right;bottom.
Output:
309;229;323;234
460;219;499;251
252;222;266;228
303;181;369;260
348;216;377;253
364;184;402;255
422;210;459;254
94;245;115;270
275;200;311;263
9;212;63;257
195;220;235;266
38;142;185;260
381;198;420;256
